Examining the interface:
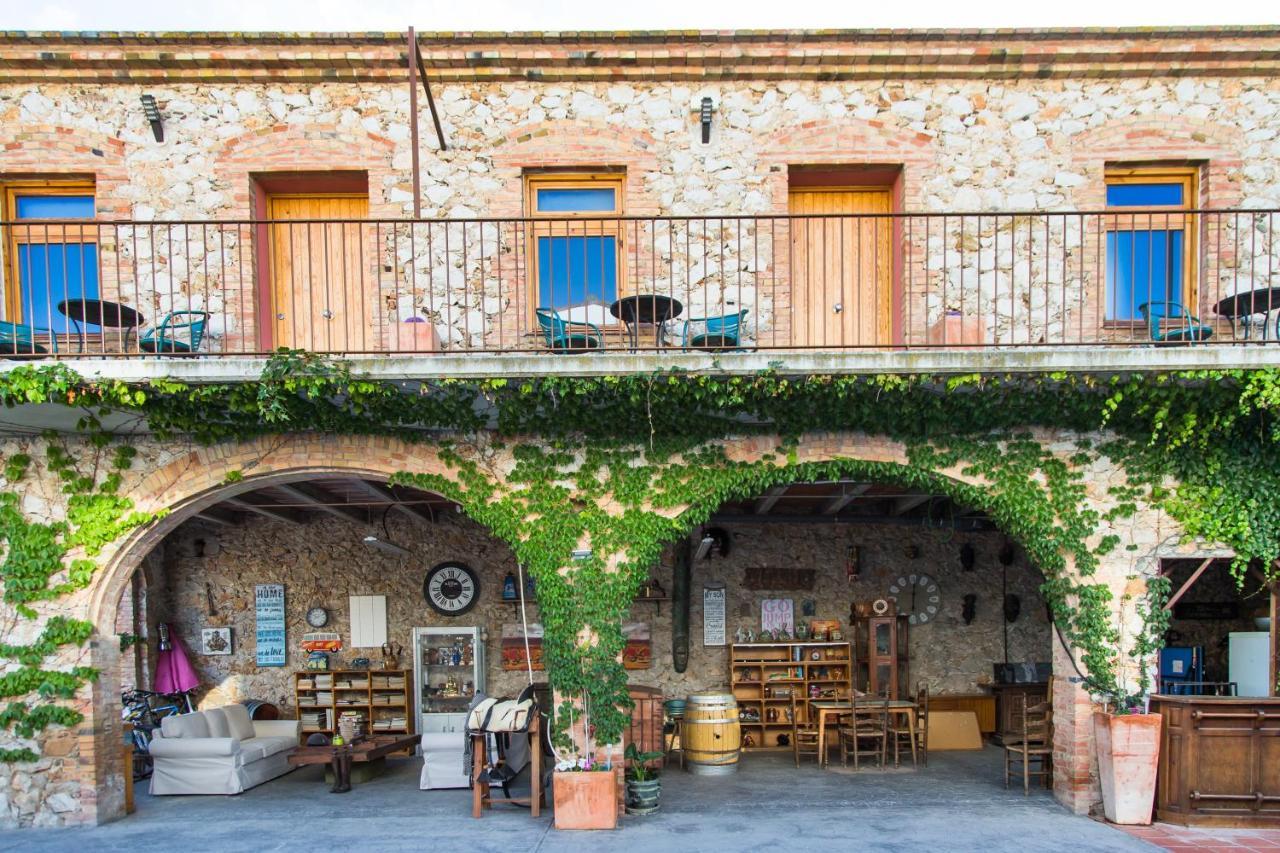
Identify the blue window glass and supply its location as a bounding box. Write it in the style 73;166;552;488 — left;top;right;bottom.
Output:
13;195;98;333
537;235;617;310
535;188;616;213
1106;230;1183;321
1105;183;1183;207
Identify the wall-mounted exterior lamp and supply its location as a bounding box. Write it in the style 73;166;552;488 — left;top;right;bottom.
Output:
140;94;164;143
700;97;714;144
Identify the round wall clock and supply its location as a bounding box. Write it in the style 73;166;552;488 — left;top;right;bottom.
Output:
423;562;480;615
305;607;329;628
888;573;941;625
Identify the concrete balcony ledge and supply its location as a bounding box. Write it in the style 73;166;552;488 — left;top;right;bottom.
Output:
4;345;1278;384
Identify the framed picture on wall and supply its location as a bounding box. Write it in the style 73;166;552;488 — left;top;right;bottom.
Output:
201;627;233;655
760;599;794;636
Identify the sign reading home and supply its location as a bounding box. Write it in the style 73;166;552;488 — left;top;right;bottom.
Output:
254;584;286;667
703;583;727;646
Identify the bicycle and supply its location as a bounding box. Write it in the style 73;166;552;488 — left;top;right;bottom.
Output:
121;689;190;781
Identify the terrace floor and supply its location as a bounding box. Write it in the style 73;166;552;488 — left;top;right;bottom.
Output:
2;746;1157;853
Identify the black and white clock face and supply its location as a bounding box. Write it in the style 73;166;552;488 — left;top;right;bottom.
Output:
306;607;329;628
423;562;480;615
888;573;941;625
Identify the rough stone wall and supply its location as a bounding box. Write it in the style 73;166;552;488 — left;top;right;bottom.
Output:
633;522;1051;699
2;76;1276;349
140;517;1051;716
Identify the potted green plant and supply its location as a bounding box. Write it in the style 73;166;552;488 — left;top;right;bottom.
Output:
551;702;619;830
623;743;663;816
1094;695;1162;825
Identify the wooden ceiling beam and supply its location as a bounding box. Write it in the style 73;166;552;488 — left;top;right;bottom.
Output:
821;483;871;515
223;497;308;526
754;486;789;516
272;483;371;526
352;480;437;523
892;494;933;516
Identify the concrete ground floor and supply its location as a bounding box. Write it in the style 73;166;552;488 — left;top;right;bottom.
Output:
1;746;1153;852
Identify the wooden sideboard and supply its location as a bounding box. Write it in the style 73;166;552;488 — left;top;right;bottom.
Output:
930;693;997;734
1151;695;1280;827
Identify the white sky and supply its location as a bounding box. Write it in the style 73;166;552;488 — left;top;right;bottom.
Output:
3;0;1273;32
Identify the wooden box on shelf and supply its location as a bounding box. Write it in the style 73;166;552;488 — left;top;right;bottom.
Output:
293;669;414;745
729;641;854;749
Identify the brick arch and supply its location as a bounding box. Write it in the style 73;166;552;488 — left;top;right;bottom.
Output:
0;124;131;217
487;120;662;216
1069;115;1247;208
86;434;488;630
211;123;399;215
755;118;938;212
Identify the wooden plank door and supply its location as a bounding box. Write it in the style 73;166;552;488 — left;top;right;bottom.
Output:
788;188;892;347
268;195;369;352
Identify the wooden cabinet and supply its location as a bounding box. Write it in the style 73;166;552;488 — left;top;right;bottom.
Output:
730;642;853;749
294;670;413;744
990;682;1049;744
1152;695;1280;827
930;693;997;734
852;616;908;699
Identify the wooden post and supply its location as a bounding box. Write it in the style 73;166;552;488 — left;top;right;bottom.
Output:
1269;582;1278;697
406;27;421;219
672;537;691;672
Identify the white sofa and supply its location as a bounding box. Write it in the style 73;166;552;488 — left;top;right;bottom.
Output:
148;703;300;795
420;732;469;789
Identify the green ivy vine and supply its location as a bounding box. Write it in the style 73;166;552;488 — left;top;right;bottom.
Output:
0;356;1277;759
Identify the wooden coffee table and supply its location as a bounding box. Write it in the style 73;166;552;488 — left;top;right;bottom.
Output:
288;734;418;793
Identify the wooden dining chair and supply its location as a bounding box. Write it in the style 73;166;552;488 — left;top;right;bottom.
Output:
790;694;820;767
889;683;928;768
838;697;887;770
1003;693;1053;794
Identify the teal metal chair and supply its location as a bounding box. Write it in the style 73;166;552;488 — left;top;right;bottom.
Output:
139;311;210;354
681;308;749;350
535;308;604;352
1137;302;1213;344
0;321;58;357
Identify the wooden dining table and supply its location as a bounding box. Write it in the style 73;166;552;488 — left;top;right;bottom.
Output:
811;698;918;768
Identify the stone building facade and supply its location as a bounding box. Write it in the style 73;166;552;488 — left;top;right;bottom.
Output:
1;30;1277;352
0;27;1274;830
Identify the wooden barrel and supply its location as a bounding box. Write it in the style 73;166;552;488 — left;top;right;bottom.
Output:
682;692;740;775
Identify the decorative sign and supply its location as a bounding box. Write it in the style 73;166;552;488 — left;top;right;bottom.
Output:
254;584;286;667
623;622;652;670
201;627;233;656
760;598;795;635
703;583;727;647
743;567;816;591
501;622;544;671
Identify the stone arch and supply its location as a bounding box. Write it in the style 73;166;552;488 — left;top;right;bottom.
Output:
211;123;400;216
487;120;662;216
755;118;938;213
0;124;131;218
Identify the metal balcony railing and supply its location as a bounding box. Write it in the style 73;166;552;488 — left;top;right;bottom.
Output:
0;210;1277;358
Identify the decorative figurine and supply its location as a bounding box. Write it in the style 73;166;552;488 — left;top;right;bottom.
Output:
502;571;518;601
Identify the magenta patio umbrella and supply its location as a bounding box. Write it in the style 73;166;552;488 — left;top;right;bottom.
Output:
154;624;199;696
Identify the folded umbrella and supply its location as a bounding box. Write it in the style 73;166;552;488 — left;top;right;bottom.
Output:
154;624;199;696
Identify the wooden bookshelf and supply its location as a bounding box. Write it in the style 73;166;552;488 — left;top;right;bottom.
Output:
293;669;413;744
729;642;854;749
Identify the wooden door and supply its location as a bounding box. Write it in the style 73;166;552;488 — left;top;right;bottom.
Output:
268;195;369;352
789;188;892;347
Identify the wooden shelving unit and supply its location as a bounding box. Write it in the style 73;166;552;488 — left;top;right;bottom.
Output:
294;669;413;744
729;642;854;749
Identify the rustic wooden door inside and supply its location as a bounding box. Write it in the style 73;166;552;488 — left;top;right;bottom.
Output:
788;188;893;347
268;194;369;351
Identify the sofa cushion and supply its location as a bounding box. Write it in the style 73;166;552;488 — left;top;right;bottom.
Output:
242;735;295;759
235;740;269;765
223;703;255;742
160;712;211;740
203;707;231;739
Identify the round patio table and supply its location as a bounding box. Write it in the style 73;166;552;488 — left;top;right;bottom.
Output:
609;295;683;350
1213;287;1280;341
57;299;146;353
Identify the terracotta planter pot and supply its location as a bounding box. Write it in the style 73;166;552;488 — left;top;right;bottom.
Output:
927;311;986;346
393;319;441;353
1094;711;1162;825
553;770;618;830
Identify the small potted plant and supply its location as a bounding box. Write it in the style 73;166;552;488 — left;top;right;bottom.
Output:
553;752;618;830
623;743;663;816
